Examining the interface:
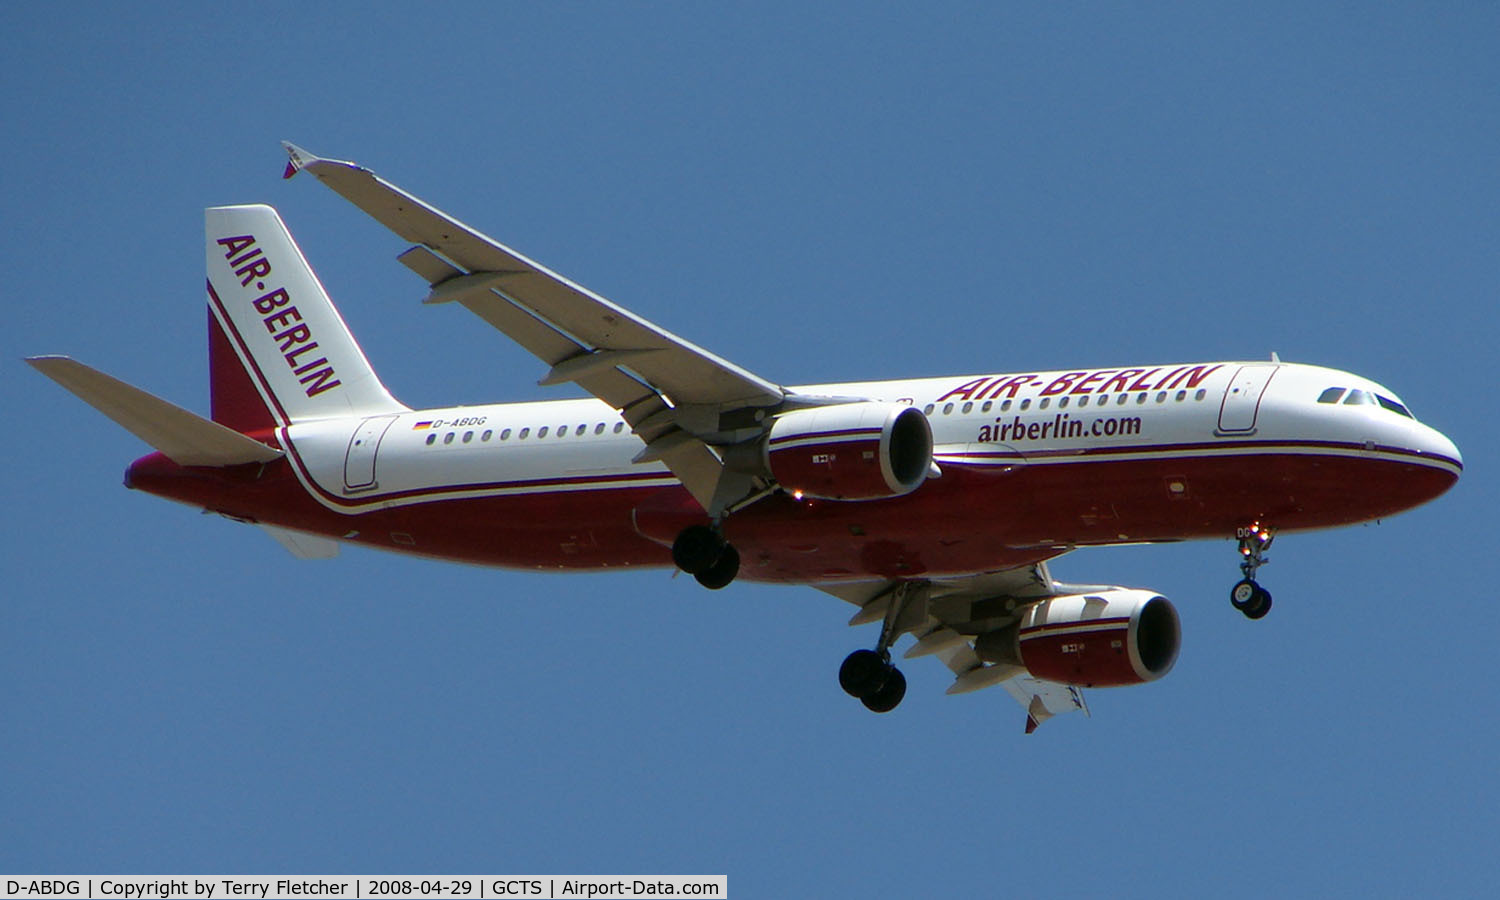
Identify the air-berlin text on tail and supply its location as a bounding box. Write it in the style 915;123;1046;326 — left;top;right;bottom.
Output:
935;364;1223;403
216;234;342;398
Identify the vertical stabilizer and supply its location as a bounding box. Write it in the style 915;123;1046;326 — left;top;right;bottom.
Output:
205;204;405;426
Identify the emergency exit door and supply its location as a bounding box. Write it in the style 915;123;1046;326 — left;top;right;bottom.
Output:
1217;365;1278;433
344;415;400;492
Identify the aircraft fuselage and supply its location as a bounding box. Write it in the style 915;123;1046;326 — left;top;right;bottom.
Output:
124;360;1461;583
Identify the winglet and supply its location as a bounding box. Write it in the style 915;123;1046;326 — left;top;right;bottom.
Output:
281;141;367;181
281;141;315;179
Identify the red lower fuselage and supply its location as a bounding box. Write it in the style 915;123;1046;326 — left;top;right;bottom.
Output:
125;433;1458;584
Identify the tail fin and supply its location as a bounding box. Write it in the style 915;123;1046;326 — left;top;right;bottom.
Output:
205;204;406;427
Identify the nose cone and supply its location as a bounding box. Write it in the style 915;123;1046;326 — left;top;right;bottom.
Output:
1415;422;1462;491
1375;418;1462;515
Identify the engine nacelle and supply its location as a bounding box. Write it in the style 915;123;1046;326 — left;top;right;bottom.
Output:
976;590;1181;687
765;402;932;501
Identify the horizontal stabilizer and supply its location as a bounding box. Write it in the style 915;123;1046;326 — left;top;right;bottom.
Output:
27;356;283;467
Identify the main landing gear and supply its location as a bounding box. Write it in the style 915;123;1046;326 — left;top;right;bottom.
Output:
672;524;740;590
1231;521;1275;619
838;583;914;713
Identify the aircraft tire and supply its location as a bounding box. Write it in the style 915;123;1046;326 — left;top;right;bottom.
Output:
673;525;724;575
839;649;890;699
1243;587;1272;619
1230;578;1257;609
861;666;906;713
1231;579;1272;619
693;543;739;590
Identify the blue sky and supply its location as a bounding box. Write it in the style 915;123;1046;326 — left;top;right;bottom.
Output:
3;3;1496;896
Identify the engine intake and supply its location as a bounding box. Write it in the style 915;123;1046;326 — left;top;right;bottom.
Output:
976;590;1180;687
765;403;932;501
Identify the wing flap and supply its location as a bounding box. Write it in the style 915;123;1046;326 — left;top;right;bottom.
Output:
27;356;283;467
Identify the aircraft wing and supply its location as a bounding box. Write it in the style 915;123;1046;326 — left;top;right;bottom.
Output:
282;143;786;515
821;561;1095;733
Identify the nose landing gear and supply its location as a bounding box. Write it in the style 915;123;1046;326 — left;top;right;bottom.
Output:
1231;522;1275;619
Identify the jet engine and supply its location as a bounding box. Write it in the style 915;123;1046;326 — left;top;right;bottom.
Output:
764;402;932;501
975;590;1180;687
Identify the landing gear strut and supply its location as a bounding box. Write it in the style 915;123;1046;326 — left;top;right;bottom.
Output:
672;524;740;590
1231;522;1275;619
839;582;915;713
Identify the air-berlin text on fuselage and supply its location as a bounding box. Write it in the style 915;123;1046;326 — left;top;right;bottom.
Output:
934;364;1223;404
217;234;342;398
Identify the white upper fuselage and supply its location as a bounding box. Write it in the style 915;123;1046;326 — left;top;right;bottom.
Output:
277;360;1461;515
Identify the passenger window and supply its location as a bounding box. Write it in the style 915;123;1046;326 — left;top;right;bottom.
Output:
1020;399;1031;410
519;428;530;439
1058;397;1069;408
595;423;606;435
614;422;625;434
462;431;473;443
924;404;935;415
1039;398;1050;409
482;430;492;441
1318;387;1346;404
443;432;454;444
538;426;549;438
961;401;973;413
943;403;954;415
501;428;512;440
1175;390;1186;402
1079;396;1089;407
981;401;992;413
425;434;436;446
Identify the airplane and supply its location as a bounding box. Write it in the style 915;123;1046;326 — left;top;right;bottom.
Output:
27;143;1463;731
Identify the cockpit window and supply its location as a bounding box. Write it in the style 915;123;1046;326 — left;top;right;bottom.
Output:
1320;386;1416;419
1376;394;1414;418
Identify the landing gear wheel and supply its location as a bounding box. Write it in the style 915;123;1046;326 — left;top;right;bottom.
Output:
693;543;740;590
1231;522;1277;619
1230;578;1272;620
672;525;725;575
860;667;906;713
838;649;890;699
839;582;918;713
